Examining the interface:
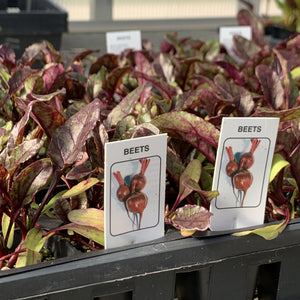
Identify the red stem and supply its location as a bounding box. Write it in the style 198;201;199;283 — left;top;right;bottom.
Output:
113;171;124;186
140;158;150;175
250;139;261;154
225;146;235;161
0;248;27;263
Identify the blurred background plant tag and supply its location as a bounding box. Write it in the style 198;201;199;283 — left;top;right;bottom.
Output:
210;117;279;231
219;26;252;62
106;30;142;54
104;134;167;249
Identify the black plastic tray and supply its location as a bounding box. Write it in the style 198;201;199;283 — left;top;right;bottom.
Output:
0;0;68;58
1;220;300;299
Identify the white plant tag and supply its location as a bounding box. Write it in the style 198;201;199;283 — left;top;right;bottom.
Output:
106;30;142;54
210;117;279;231
219;26;252;62
104;134;167;249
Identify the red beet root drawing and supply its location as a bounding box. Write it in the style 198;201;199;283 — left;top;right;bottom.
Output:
113;158;150;229
113;171;130;202
225;139;260;207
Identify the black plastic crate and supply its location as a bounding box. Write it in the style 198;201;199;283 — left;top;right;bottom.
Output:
0;0;68;58
0;220;300;299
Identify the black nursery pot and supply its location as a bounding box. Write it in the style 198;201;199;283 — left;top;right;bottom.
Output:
0;0;68;58
0;220;300;299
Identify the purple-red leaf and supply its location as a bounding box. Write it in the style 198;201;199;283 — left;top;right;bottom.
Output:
255;64;284;109
175;58;199;90
71;49;100;63
168;159;202;214
0;44;16;69
31;101;66;139
273;48;299;108
66;163;93;180
102;66;132;94
19;41;62;66
42;63;65;93
106;85;144;128
237;9;265;46
54;197;71;224
7;67;34;98
169;204;212;232
152;111;219;163
214;74;254;116
232;35;261;61
7;103;32;154
134;52;154;83
48;99;101;169
10;158;53;208
89;53;119;74
132;70;179;99
277;127;300;190
5;139;44;171
252;106;300;121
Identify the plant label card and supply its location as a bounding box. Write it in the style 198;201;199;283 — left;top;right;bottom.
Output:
106;30;142;55
104;134;167;249
210;117;279;231
219;26;252;62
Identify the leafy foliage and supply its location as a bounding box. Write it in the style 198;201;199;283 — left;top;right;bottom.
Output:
0;7;300;268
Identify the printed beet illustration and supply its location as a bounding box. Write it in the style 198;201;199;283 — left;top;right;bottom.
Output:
113;158;150;229
225;139;260;207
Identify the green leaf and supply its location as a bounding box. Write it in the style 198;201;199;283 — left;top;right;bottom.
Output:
269;153;290;182
180;228;197;237
15;249;41;268
164;33;184;54
60;223;104;245
48;99;101;169
1;213;14;249
61;178;99;199
291;66;300;80
87;73;103;101
113;115;136;140
177;159;202;204
30;89;66;102
15;227;55;268
233;218;288;240
200;40;220;61
68;208;104;231
166;148;185;183
0;68;10;88
10;158;53;208
22;227;43;252
41;189;67;215
182;177;219;201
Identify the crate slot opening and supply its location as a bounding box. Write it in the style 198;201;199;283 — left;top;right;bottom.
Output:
253;261;281;300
